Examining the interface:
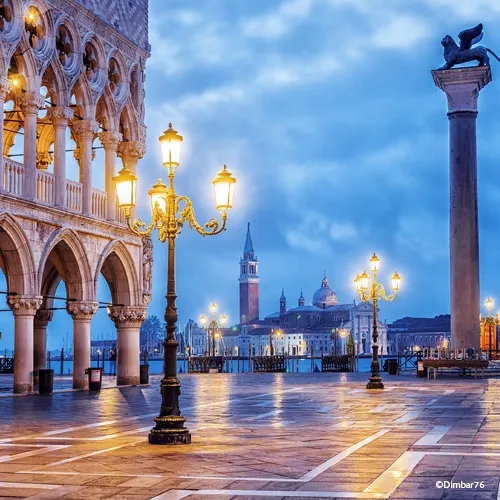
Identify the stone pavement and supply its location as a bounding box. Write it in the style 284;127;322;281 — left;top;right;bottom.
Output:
0;372;499;499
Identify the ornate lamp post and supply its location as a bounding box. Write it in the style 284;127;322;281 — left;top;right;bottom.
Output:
200;303;227;357
354;253;401;389
480;298;498;356
114;123;236;445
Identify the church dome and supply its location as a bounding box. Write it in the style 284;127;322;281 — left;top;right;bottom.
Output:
312;275;338;308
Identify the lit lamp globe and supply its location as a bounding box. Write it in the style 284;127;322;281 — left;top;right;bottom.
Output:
148;178;168;213
200;315;207;326
220;314;227;326
360;271;370;291
391;272;401;292
370;253;380;272
113;167;138;217
276;329;283;338
159;123;183;167
485;298;494;313
209;303;217;314
212;165;236;212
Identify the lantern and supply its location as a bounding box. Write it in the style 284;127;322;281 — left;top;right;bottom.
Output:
212;165;236;211
113;167;138;214
148;178;168;214
159;123;183;167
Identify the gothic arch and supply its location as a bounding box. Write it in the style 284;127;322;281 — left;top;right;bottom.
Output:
94;240;140;307
9;40;40;91
52;16;82;81
70;74;94;120
95;86;118;132
38;228;93;302
0;213;36;295
119;99;139;142
41;59;70;106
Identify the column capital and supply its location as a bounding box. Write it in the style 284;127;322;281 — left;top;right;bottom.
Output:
34;309;54;328
118;141;146;164
36;151;52;170
67;301;99;320
432;66;492;114
99;131;122;151
19;91;45;114
72;119;99;139
49;106;74;127
108;306;147;328
0;77;10;100
7;295;43;316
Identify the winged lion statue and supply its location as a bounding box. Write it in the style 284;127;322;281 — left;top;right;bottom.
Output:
439;23;500;70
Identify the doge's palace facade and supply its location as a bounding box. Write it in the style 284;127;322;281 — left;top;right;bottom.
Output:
0;0;150;393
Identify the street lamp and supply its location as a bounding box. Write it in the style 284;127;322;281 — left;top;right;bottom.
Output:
114;123;236;446
200;303;227;358
354;253;401;389
269;329;283;356
481;298;498;356
339;327;348;355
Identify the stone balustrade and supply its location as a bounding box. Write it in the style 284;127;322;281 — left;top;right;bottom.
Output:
3;157;116;222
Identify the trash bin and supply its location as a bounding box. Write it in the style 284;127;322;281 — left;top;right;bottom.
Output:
417;360;427;378
86;367;103;391
387;359;398;375
38;369;54;394
140;364;149;384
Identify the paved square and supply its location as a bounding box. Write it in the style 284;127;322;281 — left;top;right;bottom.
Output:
0;373;499;499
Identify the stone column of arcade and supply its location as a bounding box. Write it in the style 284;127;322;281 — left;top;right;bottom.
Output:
108;306;147;385
49;106;74;207
33;309;53;385
66;301;98;390
19;92;44;200
433;66;492;351
72;119;99;215
99;131;122;221
7;296;43;393
0;77;11;191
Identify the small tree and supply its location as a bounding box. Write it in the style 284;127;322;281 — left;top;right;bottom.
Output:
140;315;165;354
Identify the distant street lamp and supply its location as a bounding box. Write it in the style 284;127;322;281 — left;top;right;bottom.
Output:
114;123;236;445
200;303;227;357
354;253;401;389
480;298;498;356
339;327;348;354
269;328;283;356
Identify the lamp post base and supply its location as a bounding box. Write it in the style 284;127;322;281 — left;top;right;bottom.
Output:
366;377;384;390
148;415;191;445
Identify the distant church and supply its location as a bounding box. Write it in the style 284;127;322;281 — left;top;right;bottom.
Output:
189;223;388;356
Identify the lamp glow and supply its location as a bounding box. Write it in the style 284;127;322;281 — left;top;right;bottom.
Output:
391;271;401;292
200;315;207;326
212;164;236;211
220;314;227;325
159;123;183;167
370;253;380;272
148;178;168;214
360;271;370;291
113;167;138;214
209;302;217;314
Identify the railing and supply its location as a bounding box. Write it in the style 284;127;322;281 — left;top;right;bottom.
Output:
91;188;107;219
253;355;286;372
3;158;24;196
188;356;224;373
397;351;421;371
321;354;352;372
36;170;55;205
0;358;14;374
65;180;82;212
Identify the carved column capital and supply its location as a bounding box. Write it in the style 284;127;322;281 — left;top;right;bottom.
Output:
34;309;54;328
108;306;147;329
7;295;43;316
49;106;74;128
99;131;122;151
118;141;146;167
72;119;99;139
36;151;53;170
66;301;99;321
18;92;45;114
0;77;11;100
432;66;492;114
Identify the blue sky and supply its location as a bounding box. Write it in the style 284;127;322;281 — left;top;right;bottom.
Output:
3;0;500;351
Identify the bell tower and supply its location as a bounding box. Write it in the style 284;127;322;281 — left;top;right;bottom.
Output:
280;289;286;315
239;222;259;325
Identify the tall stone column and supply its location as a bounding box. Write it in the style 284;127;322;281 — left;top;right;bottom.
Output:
19;92;44;200
99;131;122;221
72;119;99;215
33;309;53;385
118;141;146;220
7;295;42;394
0;77;11;191
108;306;147;385
67;301;98;390
433;67;492;351
49;106;74;208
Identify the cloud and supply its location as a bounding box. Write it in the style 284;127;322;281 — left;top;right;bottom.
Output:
330;222;358;241
242;0;314;39
371;14;432;49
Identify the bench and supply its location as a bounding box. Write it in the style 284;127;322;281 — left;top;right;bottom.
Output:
423;359;489;379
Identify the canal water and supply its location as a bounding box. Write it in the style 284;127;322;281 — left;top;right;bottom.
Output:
45;356;396;376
